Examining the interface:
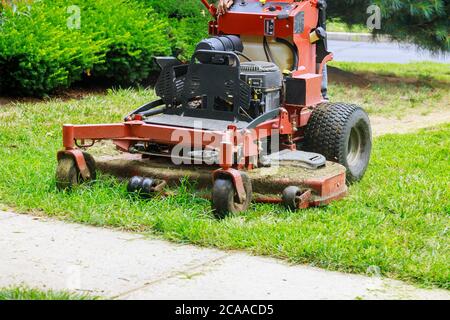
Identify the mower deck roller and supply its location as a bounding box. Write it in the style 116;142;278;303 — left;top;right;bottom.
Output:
56;0;371;218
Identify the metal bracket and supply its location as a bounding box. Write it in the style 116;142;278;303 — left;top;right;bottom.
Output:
151;180;167;193
57;149;90;180
213;168;247;204
200;0;217;17
245;109;280;130
296;189;313;209
124;99;165;121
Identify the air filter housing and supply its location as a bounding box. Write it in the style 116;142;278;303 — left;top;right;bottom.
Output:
195;35;243;63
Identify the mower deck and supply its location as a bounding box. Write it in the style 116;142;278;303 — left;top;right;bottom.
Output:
95;154;348;207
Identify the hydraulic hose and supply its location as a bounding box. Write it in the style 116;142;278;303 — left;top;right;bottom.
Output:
263;36;275;63
236;51;252;62
275;38;298;71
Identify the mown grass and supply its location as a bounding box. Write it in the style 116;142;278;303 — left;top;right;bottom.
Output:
0;287;97;300
327;19;369;33
329;62;450;118
0;63;449;289
331;61;450;83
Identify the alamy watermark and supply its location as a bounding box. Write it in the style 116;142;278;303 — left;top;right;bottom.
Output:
66;265;82;290
169;123;281;169
366;5;381;30
67;5;81;30
2;2;382;33
1;2;82;29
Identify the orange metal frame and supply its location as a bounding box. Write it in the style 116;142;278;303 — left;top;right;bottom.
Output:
211;0;323;74
59;0;338;206
62;108;293;169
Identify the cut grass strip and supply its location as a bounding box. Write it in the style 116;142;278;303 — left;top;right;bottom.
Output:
331;61;450;83
329;62;450;118
0;287;97;300
327;19;369;33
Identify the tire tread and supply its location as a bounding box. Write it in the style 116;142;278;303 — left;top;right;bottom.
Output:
304;103;371;182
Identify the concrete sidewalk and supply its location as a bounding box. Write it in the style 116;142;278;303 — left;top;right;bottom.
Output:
0;211;449;300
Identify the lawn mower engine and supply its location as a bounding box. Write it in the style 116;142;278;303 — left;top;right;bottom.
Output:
55;0;372;219
240;61;283;117
154;34;284;123
197;33;284;117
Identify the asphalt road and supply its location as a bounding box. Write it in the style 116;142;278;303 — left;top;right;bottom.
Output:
329;40;450;63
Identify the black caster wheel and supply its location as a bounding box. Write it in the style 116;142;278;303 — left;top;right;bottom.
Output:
212;172;252;219
127;176;157;198
282;186;302;211
56;152;96;191
141;178;156;198
127;176;144;193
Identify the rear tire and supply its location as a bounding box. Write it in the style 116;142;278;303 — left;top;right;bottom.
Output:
304;103;372;183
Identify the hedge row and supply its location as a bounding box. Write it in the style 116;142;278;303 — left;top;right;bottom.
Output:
144;0;210;60
0;0;209;96
144;0;206;19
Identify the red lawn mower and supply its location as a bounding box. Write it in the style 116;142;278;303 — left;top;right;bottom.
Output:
56;0;372;218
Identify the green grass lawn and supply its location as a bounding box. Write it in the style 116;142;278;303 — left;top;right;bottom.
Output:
332;61;450;83
327;19;369;33
329;62;450;118
0;63;449;289
0;287;97;300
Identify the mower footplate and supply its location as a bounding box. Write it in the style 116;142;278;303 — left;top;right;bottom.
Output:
95;154;347;208
262;149;326;169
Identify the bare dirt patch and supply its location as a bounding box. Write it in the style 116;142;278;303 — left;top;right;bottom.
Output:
371;110;450;136
328;66;447;89
0;97;12;106
329;66;371;87
0;87;108;107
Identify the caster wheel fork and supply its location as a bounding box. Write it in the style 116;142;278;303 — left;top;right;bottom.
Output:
212;170;252;219
282;186;312;211
56;151;96;191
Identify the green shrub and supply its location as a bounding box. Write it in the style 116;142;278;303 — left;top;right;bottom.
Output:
77;0;172;84
144;0;205;18
0;0;173;96
0;3;106;96
142;0;210;61
169;16;209;61
0;0;210;96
